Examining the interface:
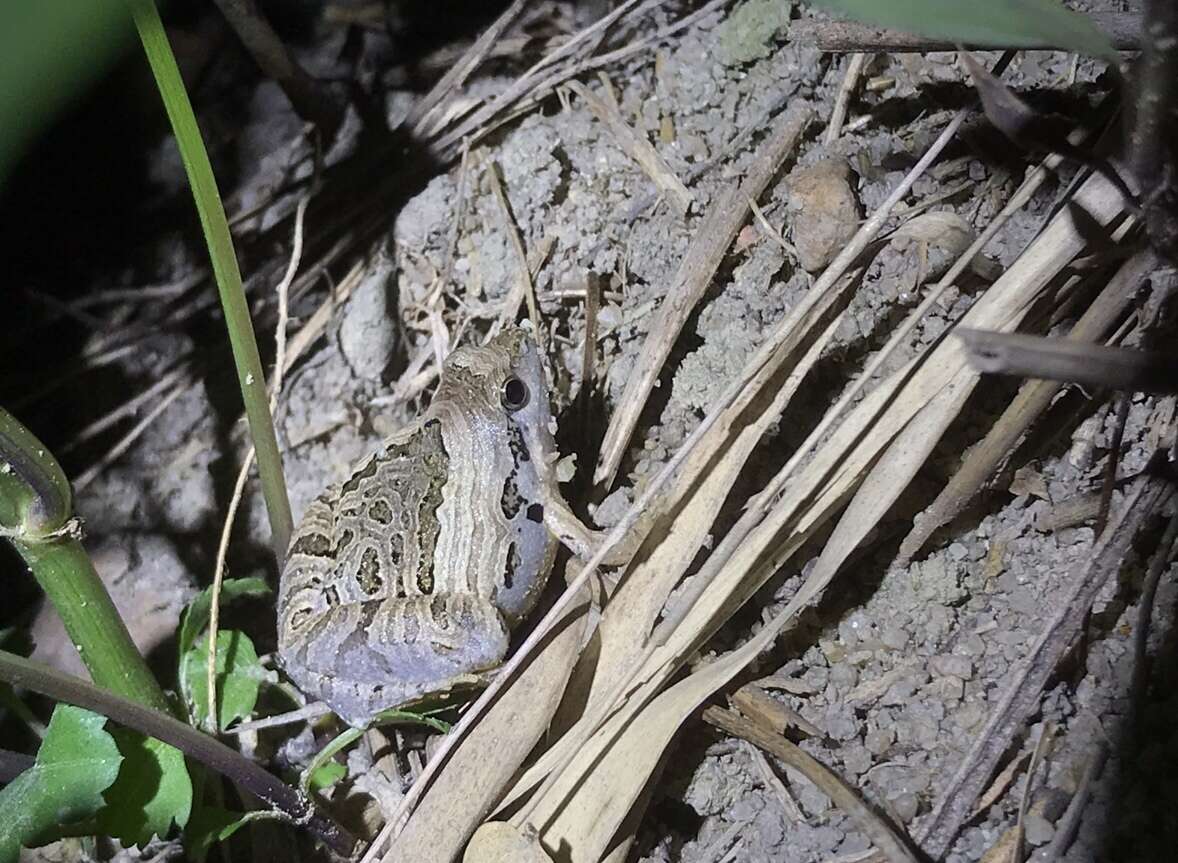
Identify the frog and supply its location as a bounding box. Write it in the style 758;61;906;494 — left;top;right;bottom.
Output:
276;326;563;728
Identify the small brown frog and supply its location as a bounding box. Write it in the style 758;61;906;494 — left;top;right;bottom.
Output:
276;327;560;727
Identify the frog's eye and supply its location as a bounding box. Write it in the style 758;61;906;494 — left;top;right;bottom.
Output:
501;376;530;411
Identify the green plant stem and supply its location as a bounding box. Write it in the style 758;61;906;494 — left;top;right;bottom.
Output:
13;536;172;715
0;406;71;537
3;406;171;714
0;650;355;857
126;0;292;558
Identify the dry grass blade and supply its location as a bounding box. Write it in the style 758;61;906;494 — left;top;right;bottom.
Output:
565;79;694;215
508;144;1132;863
917;472;1176;858
486;159;541;329
703;706;921;863
382;590;590;863
407;0;529;136
788;12;1141;53
898;247;1157;563
489;106;974;860
752;165;1136;621
825;52;868;144
73;385;185;491
956;327;1176;393
493;310;842;845
594;102;813;486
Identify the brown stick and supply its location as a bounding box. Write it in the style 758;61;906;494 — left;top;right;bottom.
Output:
955;327;1177;394
213;0;343;139
594;102;813;487
704;706;921;863
790;12;1141;53
896;249;1157;563
916;472;1176;858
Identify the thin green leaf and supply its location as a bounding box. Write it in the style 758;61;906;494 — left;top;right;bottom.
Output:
95;729;193;845
183;805;251;863
178;576;271;656
308;760;348;792
0;705;122;863
180;630;267;729
806;0;1117;60
127;0;292;557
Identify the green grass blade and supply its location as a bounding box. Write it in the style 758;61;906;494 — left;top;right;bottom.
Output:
125;0;293;558
807;0;1118;60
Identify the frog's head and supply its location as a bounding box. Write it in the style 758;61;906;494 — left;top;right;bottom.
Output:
434;325;556;451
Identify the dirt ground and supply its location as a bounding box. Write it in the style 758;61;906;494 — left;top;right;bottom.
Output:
6;1;1175;861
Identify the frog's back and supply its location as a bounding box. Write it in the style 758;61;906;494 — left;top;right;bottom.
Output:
276;327;558;726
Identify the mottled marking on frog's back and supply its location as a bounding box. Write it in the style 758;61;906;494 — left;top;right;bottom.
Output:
275;326;559;726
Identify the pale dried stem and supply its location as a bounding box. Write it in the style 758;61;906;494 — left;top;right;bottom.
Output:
506;103;972;837
565;79;694;215
825;52;868;145
595;102;813;486
486;159;541;331
897;246;1157;563
408;0;529;135
704;706;921;863
789;12;1141;53
62;365;186;455
73;385;185;491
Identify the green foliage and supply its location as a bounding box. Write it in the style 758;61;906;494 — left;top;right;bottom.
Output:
0;706;121;862
0;6;132;185
807;0;1117;60
0;406;72;539
180;630;268;730
717;0;793;65
96;730;193;846
183;805;251;862
178;578;272;731
178;577;271;656
128;0;293;557
308;760;348;792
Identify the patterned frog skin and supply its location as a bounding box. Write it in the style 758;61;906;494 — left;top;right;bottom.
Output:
276;327;558;727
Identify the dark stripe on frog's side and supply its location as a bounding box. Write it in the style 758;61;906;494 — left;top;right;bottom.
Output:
341;454;380;494
507;423;529;463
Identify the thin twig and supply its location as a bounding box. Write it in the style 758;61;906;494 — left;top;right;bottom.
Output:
1042;742;1107;860
955;328;1177;394
212;0;343;138
898;247;1156;563
595;102;813;486
825;52;867;145
60;365;187;455
226;701;332;735
704;706;921;863
407;0;529;135
565;79;694;215
486;160;541;330
206;194;306;732
73;385;185;491
789;12;1141;53
916;472;1176;858
1129;509;1178;734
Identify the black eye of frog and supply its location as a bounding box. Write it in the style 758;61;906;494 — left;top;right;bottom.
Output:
501;376;530;411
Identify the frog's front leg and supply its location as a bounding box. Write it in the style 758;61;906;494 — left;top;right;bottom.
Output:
516;422;645;568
